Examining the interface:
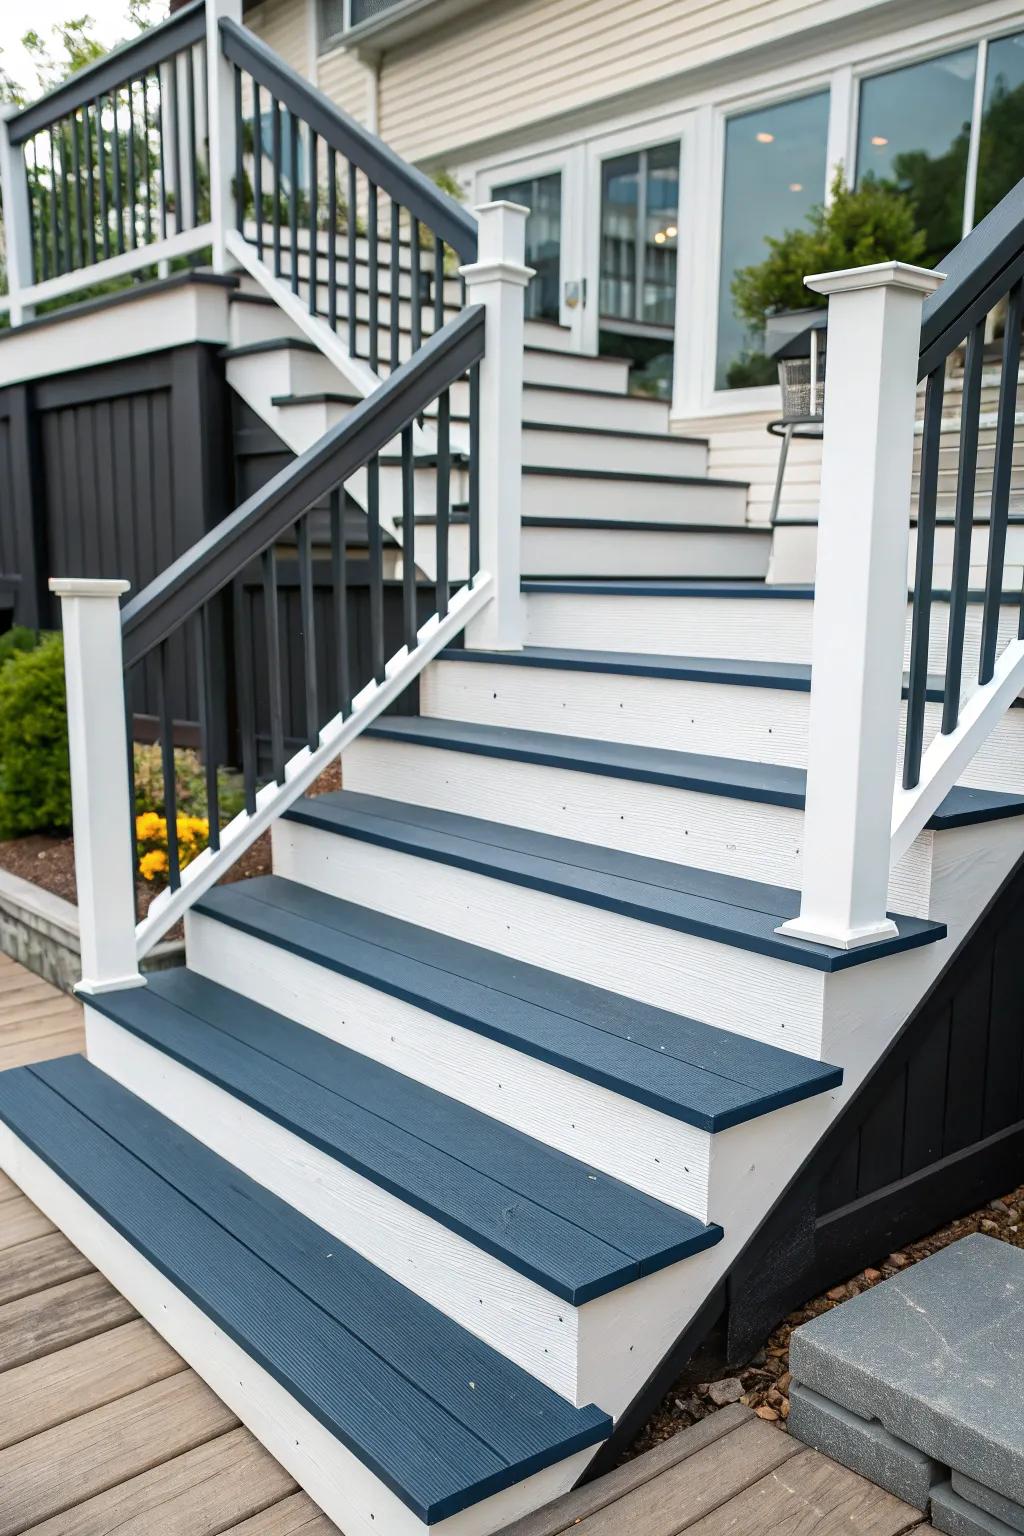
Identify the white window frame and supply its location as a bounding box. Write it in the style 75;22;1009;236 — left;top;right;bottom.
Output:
479;144;586;342
457;0;1024;422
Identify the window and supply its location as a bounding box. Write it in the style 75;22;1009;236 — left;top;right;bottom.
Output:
492;173;562;323
855;49;976;267
716;91;829;390
977;32;1024;224
319;0;345;50
599;142;680;398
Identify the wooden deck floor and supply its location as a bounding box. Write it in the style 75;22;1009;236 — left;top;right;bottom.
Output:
0;955;940;1535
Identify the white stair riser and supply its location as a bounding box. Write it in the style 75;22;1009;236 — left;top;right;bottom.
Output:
523;591;1022;669
271;820;828;1056
770;518;1024;587
521;428;707;476
409;524;771;583
422;658;1024;790
517;385;671;434
186;911;714;1217
86;1009;708;1415
523;350;630;394
522;476;748;526
343;736;935;917
229;301;308;348
0;1123;590;1536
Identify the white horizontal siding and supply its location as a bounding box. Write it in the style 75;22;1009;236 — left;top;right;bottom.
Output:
318;47;373;123
376;0;870;162
246;0;311;74
676;408;823;525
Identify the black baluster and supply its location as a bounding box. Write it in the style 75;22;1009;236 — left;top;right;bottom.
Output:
297;517;319;750
156;74;167;241
401;424;416;652
47;129;60;275
186;47;198;228
346;159;357;355
367;179;379;369
253;82;263;258
140;76;152;246
942;321;985;735
59;122;72;272
83;105;96;266
155;642;181;892
288;111;299;293
194;608;220;852
272;97;282;277
468;360;481;581
433;234;444;333
27;138;42;283
982;280;1022;675
125;674;141;921
330;487;351;716
263;546;285;783
367;455;385;684
169;55;182;236
903;366;944;790
410;220;422;350
390;198;401;371
97;97;110;259
307;128;318;316
327;151;337;331
71;110;84;269
435;388;450;618
110;91;124;253
233;64;244;231
126;80;137;248
232;574;258;815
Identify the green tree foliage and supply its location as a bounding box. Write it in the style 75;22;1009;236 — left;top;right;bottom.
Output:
727;169;927;386
0;634;72;839
975;78;1024;224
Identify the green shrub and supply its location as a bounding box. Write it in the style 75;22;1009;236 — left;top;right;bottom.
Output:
726;168;928;385
133;741;246;825
0;626;42;671
0;633;72;838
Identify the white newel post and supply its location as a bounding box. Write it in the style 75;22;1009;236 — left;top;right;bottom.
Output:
206;0;244;274
51;579;145;995
778;261;944;950
460;201;533;650
0;107;34;326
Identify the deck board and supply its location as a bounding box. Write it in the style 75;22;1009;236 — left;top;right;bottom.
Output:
0;956;935;1536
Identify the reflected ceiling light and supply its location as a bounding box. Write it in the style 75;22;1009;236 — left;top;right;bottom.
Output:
789;182;803;192
871;135;888;146
654;231;667;244
756;131;775;143
666;225;678;238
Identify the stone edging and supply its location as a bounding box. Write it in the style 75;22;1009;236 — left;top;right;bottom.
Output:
0;866;184;993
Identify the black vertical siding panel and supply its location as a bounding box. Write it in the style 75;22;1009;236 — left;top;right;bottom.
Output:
0;422;13;574
76;401;100;580
900;1001;952;1177
942;947;994;1157
982;907;1024;1135
853;1070;908;1196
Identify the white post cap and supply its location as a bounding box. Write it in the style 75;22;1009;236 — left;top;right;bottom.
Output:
49;578;131;598
805;260;946;297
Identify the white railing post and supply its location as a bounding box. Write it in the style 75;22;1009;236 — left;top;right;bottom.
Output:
778;261;943;950
206;0;243;274
460;200;533;650
50;579;145;995
0;107;35;326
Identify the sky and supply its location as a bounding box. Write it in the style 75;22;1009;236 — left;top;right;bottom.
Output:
0;1;168;99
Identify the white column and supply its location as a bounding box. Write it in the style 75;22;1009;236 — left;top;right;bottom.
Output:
206;0;244;274
0;107;35;326
51;579;145;995
460;200;533;651
778;261;943;950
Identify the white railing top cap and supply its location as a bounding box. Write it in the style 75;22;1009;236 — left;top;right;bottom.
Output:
49;577;131;598
805;261;946;297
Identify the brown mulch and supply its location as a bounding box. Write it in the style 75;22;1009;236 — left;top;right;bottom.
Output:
0;757;344;926
626;1181;1024;1458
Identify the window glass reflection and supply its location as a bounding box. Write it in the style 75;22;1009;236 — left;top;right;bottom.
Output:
493;172;562;322
977;32;1024;224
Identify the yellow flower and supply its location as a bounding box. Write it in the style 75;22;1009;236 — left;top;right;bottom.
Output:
139;849;169;881
135;811;165;841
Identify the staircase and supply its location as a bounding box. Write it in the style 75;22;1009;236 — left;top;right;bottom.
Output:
3;9;1024;1536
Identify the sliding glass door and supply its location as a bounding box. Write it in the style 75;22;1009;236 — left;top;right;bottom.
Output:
492;171;563;324
598;140;681;398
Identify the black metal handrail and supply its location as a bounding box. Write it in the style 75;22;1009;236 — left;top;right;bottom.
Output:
7;0;209;289
220;16;476;372
903;177;1024;790
6;1;206;145
120;302;484;896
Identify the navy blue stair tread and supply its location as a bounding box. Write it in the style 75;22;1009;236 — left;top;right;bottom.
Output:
435;646;811;689
89;969;720;1302
195;876;841;1132
521;420;707;446
285;790;944;971
520;580;813;597
363;717;1024;831
0;1061;608;1523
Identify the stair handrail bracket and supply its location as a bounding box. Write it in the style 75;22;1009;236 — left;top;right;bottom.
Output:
782;175;1024;950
